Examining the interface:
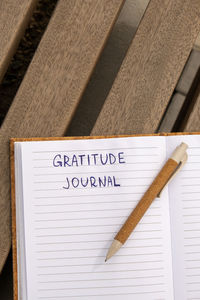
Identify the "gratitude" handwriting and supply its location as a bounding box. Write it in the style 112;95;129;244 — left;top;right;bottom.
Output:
53;152;125;167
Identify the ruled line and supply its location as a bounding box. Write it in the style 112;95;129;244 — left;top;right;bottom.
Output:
34;192;144;199
34;207;160;215
187;274;200;277
184;244;200;247
33;162;159;169
186;251;200;254
38;274;164;283
33;200;140;207
36;237;162;245
184;229;200;232
36;244;162;253
37;252;162;260
35;214;161;222
188;288;200;292
37;266;164;276
37;260;163;268
36;232;117;238
181;184;200;187
186;259;200;262
188;147;200;149
33;146;159;153
38;290;165;299
182;177;200;179
185;162;200;164
35;229;161;238
181;170;200;172
184;221;200;224
183;199;200;202
181;192;200;195
185;237;200;240
34;171;158;176
186;267;200;270
33;186;149;192
183;214;200;217
35;222;161;230
38;282;164;291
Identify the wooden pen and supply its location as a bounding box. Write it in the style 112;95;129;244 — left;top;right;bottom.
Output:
105;142;188;261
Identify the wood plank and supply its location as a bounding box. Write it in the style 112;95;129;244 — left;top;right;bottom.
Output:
91;0;200;136
0;0;38;82
0;0;124;271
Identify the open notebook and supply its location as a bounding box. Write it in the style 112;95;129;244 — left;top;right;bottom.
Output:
11;134;200;300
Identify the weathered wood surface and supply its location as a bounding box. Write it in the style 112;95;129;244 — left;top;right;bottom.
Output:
0;0;124;271
91;0;200;136
0;0;38;82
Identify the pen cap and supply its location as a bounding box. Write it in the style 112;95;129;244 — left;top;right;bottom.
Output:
171;142;188;163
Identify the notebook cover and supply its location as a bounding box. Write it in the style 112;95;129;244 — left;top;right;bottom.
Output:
10;132;200;300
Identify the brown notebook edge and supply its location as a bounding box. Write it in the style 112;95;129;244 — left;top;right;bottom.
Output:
10;132;200;299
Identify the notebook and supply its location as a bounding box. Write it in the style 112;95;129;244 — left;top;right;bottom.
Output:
11;133;200;300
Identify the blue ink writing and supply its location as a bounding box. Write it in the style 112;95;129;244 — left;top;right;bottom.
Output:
53;151;125;189
53;152;125;167
63;175;120;189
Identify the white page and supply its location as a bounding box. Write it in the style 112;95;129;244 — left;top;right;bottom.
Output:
16;136;174;300
167;135;200;300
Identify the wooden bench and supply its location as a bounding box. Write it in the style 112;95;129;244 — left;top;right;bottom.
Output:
0;0;200;297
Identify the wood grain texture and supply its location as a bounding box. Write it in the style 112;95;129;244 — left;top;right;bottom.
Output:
91;0;200;136
0;0;38;82
0;0;124;272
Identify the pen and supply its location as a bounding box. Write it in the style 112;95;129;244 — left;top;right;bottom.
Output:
105;142;188;261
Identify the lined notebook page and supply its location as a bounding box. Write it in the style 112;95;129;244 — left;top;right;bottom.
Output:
167;135;200;300
16;136;174;299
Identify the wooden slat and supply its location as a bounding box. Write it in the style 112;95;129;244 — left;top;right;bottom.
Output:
0;0;124;271
0;0;38;82
91;0;200;136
